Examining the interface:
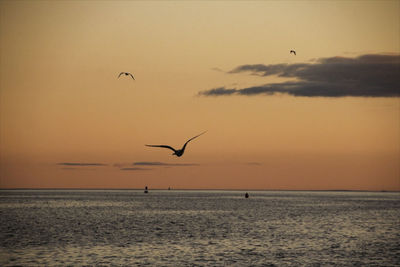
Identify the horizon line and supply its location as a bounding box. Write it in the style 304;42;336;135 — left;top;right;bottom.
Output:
0;188;398;192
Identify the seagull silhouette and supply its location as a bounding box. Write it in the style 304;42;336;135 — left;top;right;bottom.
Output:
118;72;135;80
146;131;207;157
290;50;296;55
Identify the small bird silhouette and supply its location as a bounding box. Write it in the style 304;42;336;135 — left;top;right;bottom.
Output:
118;72;135;80
146;131;207;157
290;50;296;55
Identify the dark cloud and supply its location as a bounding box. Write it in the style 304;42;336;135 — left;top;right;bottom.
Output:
120;167;152;171
57;163;107;166
200;54;400;97
133;162;199;166
113;162;199;171
61;167;96;171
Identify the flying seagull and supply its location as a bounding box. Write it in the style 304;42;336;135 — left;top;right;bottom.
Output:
290;50;296;55
146;131;207;157
118;72;135;80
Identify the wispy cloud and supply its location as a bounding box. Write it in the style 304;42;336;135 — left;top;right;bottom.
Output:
57;163;107;166
61;167;97;171
211;67;224;72
199;54;400;97
113;161;199;171
120;167;152;171
113;163;129;168
133;161;199;166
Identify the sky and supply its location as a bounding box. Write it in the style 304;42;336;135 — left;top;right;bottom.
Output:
0;1;399;190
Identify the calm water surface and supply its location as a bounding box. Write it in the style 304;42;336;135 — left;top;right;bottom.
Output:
1;190;399;266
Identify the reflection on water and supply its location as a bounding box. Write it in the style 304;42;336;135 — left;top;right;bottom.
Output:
1;190;399;266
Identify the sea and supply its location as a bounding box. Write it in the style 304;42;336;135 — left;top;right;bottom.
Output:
0;190;399;266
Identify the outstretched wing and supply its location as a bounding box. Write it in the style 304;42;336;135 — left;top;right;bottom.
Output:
118;72;124;78
128;73;135;80
181;131;207;151
146;144;177;153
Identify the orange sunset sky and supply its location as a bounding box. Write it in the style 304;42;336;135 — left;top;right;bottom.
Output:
0;1;399;190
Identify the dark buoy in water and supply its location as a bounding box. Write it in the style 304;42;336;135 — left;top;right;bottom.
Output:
245;192;249;198
144;186;148;194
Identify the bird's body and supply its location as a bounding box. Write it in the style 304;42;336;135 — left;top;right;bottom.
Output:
290;50;296;55
118;72;135;80
146;131;206;157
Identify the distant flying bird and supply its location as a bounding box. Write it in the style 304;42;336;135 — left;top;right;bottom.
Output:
118;72;135;80
146;131;207;157
290;50;296;55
